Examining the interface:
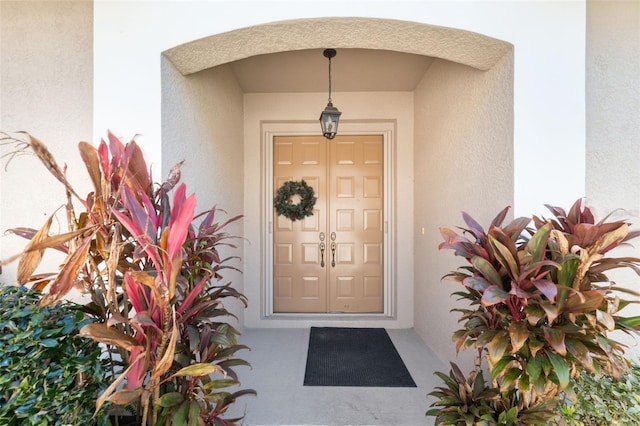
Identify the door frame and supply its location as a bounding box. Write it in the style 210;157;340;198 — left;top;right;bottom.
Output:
261;119;396;318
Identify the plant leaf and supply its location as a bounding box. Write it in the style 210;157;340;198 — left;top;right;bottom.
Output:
564;290;605;313
596;309;615;331
616;315;640;330
488;332;510;365
78;141;103;198
557;257;579;308
39;234;93;306
543;326;567;356
151;309;179;381
500;368;522;392
107;388;143;405
462;276;492;292
526;357;542;382
171;400;189;426
481;285;510;307
565;338;594;372
532;279;557;302
166;183;196;262
16;213;53;283
509;321;529;353
472;256;502;287
490;356;513;381
547;351;570;389
156;392;184;408
525;305;545;326
489;232;520;278
172;363;223;378
526;223;552;262
79;323;141;350
188;399;200;426
540;301;559;324
95;350;146;413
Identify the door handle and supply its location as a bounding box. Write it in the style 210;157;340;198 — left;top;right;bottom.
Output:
319;232;326;267
330;232;337;267
331;241;336;268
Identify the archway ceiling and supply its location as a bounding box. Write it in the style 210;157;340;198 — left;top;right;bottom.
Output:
163;18;512;94
229;48;434;93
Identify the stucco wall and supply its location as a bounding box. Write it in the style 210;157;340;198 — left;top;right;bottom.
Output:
161;59;246;325
586;0;640;218
0;0;93;281
413;53;514;369
586;0;640;358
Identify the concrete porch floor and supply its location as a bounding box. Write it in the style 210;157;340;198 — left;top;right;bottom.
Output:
226;328;446;425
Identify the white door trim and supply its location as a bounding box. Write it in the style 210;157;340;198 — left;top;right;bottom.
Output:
261;119;396;318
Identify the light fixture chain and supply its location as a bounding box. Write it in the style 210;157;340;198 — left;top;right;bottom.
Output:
328;56;332;103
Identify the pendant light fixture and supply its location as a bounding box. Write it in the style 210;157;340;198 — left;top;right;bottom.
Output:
319;48;342;140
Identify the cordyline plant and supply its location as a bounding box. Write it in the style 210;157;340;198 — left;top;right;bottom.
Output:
0;131;255;425
427;199;640;425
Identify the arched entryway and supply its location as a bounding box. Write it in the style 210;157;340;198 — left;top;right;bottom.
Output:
160;17;513;366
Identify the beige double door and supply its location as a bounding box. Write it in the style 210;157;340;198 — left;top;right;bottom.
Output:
273;135;384;313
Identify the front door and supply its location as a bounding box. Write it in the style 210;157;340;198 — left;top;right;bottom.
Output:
273;135;384;313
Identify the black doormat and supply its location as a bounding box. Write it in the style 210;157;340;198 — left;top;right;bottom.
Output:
303;327;417;387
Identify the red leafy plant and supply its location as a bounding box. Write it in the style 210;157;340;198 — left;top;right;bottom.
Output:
427;199;640;425
0;131;255;425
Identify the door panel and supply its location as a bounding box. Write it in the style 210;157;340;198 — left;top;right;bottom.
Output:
328;136;383;313
273;135;383;313
273;136;327;312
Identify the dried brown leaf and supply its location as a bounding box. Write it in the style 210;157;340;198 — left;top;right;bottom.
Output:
151;309;178;381
16;214;53;283
28;134;82;200
78;141;103;198
39;234;93;306
95;351;147;415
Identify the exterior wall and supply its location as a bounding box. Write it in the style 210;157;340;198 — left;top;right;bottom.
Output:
0;1;93;281
413;54;514;369
0;2;593;365
243;91;415;329
586;1;640;218
161;59;245;325
586;0;640;357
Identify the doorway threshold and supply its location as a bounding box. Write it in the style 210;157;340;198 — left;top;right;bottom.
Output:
267;313;392;321
255;312;406;330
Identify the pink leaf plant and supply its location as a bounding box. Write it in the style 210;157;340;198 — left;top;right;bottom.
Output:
0;131;255;425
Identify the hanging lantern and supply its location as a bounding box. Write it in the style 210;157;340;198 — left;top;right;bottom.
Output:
319;48;342;140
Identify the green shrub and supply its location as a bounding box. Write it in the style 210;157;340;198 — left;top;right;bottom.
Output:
428;200;640;424
0;285;108;425
560;363;640;425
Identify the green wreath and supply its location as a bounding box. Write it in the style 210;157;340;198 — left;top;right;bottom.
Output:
274;180;317;221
